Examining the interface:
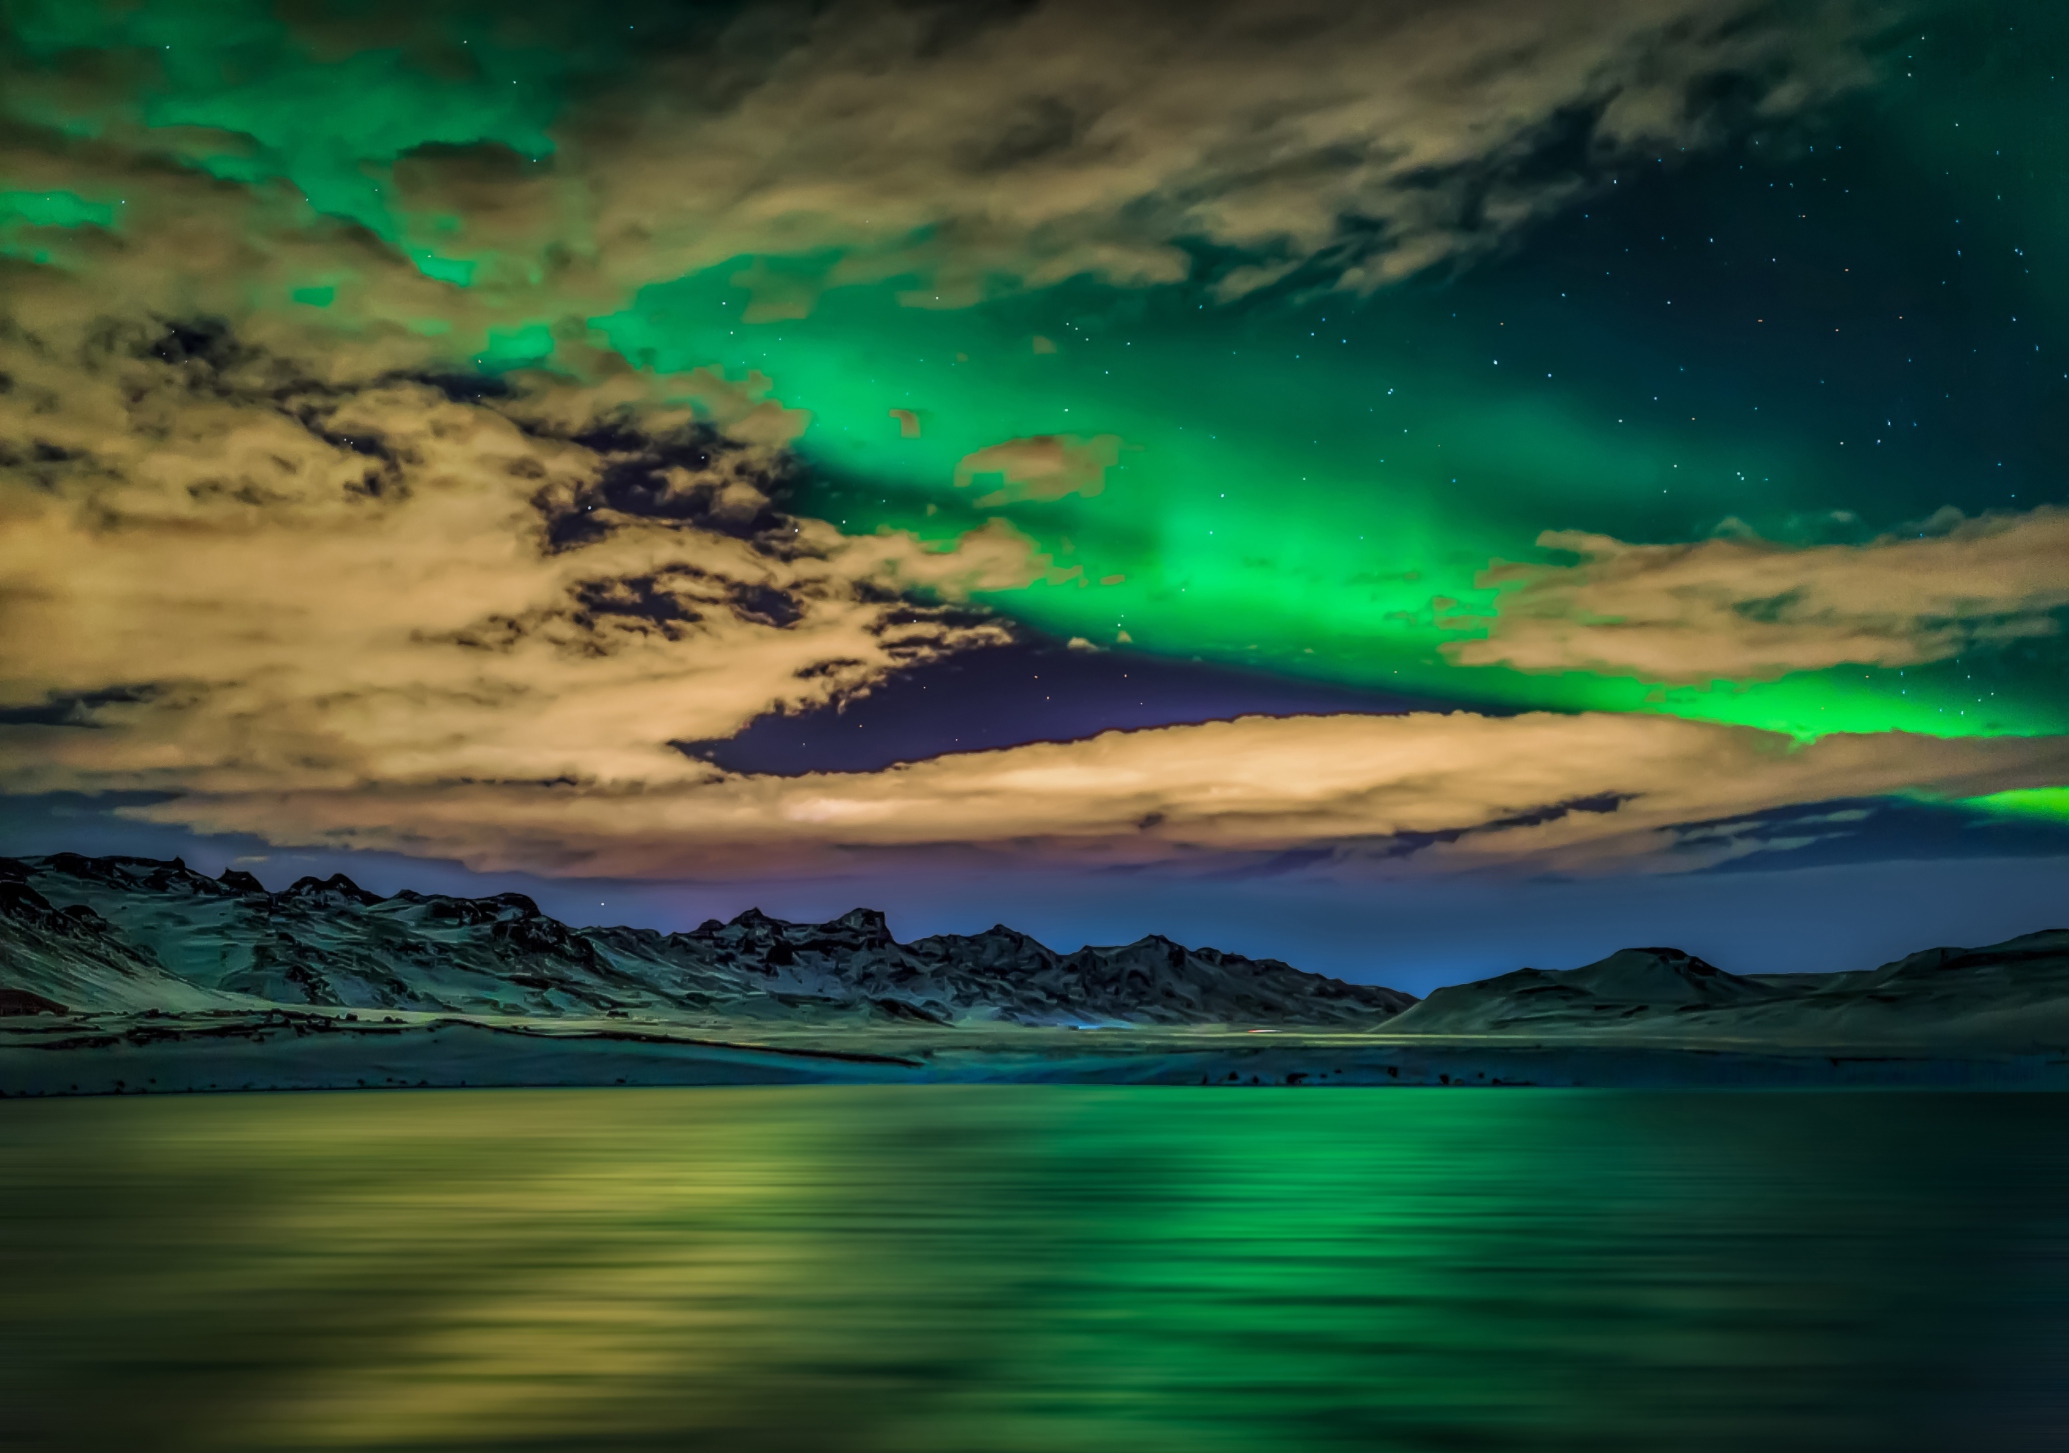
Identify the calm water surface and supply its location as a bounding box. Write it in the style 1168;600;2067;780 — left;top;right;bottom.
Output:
2;1088;2066;1451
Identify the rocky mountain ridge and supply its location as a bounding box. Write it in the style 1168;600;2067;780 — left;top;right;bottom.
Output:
0;854;1416;1027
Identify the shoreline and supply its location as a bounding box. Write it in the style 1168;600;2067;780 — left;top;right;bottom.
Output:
8;1010;2069;1095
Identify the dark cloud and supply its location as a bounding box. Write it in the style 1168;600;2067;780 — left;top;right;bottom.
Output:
674;634;1453;775
1679;796;2069;871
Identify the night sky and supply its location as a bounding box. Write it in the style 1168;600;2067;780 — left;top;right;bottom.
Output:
1;0;2065;992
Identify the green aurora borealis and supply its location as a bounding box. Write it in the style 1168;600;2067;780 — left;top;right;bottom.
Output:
18;3;2068;737
585;27;2069;751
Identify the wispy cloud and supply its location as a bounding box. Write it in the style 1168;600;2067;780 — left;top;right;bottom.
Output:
1450;509;2069;680
123;710;2069;879
0;0;1897;345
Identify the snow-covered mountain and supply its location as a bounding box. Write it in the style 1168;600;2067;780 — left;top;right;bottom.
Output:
0;872;234;1015
0;854;1416;1027
7;854;2069;1095
7;853;2064;1051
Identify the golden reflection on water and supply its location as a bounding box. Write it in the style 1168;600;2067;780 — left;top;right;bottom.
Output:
3;1088;2067;1452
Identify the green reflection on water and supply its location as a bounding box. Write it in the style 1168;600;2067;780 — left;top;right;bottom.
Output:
2;1089;2065;1452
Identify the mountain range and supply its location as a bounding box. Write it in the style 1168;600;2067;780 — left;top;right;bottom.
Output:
4;853;2066;1093
0;853;1411;1027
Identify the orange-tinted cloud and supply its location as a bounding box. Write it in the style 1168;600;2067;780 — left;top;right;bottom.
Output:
1451;508;2069;681
127;710;2069;881
0;0;1893;351
955;434;1125;506
0;326;1041;797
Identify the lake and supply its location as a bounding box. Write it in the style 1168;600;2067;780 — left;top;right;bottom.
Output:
3;1088;2065;1451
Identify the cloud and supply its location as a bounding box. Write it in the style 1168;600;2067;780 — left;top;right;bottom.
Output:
0;0;1899;351
1447;508;2069;681
955;433;1125;505
569;0;1898;302
122;710;2069;880
0;321;1046;797
0;0;1971;893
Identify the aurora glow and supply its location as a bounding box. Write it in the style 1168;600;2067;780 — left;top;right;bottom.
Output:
0;0;2065;971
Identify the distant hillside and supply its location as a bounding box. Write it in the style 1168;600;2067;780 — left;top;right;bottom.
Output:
0;854;1415;1028
1390;935;2069;1048
1385;948;1776;1035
